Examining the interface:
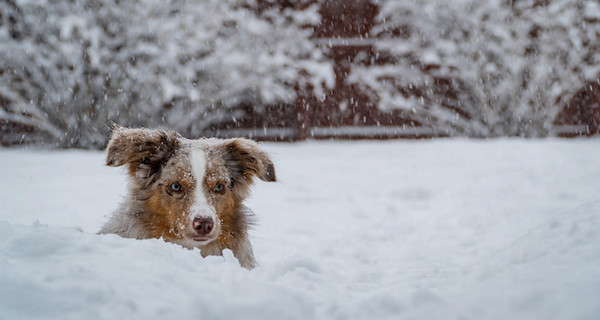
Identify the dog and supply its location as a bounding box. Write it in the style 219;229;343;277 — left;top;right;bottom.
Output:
99;126;276;269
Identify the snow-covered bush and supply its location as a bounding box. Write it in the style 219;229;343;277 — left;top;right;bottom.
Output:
351;0;600;137
3;0;598;145
0;0;333;148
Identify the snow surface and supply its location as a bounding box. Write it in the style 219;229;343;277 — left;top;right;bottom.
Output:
1;139;599;320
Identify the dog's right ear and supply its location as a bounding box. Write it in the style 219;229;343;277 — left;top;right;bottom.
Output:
106;126;181;187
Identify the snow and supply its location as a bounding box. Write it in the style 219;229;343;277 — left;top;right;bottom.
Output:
1;139;600;319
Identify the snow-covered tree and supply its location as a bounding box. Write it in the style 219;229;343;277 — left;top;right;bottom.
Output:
350;0;600;137
0;0;333;148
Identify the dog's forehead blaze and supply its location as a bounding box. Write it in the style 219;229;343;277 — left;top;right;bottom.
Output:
187;141;231;184
190;147;207;184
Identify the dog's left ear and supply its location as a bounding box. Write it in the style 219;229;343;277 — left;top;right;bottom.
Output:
223;138;276;193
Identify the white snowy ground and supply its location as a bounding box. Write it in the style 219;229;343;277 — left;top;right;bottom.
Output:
1;139;599;320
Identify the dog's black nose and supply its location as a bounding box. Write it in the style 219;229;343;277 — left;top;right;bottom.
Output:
193;217;214;235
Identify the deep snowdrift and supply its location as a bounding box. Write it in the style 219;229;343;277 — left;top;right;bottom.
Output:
1;139;599;319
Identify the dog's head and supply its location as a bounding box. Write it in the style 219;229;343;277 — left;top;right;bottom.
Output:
105;126;276;246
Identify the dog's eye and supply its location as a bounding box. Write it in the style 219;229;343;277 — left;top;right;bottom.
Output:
213;183;225;194
170;182;182;192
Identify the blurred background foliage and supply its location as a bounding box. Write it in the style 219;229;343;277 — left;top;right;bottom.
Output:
1;0;599;148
